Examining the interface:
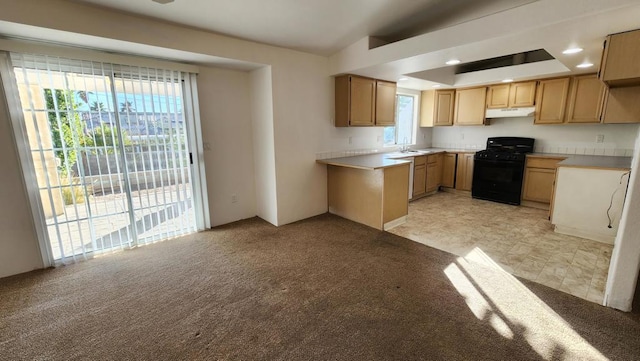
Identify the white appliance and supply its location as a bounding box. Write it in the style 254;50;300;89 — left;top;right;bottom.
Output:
407;157;414;200
485;107;535;118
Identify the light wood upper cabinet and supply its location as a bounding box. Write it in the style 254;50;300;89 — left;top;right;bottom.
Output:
599;29;640;87
566;74;607;124
441;153;457;188
454;87;487;126
486;84;510;108
487;81;536;109
375;80;397;126
534;78;570;124
413;163;426;198
455;153;474;191
420;89;454;127
509;81;537;107
602;85;640;124
334;75;396;127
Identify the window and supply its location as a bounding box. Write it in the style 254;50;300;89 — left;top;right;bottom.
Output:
383;93;418;147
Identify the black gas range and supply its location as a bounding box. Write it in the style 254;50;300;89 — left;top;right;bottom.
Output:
472;137;535;205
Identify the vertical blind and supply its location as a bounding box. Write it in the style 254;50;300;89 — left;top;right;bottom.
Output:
8;52;204;264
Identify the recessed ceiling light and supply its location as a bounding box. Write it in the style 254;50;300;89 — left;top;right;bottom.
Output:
152;0;174;4
562;47;583;54
432;84;441;88
576;62;594;68
446;59;461;65
502;78;514;83
398;77;409;81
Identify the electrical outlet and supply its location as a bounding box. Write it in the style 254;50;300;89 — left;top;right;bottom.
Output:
231;194;238;203
377;135;382;142
596;134;605;143
461;133;465;140
203;141;212;151
348;136;353;144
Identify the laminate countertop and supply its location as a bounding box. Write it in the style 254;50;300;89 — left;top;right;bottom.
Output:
316;154;411;170
316;148;478;170
527;153;632;170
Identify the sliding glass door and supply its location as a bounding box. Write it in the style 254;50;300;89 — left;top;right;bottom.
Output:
6;53;202;263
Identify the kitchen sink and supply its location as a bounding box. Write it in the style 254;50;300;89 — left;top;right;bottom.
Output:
384;149;439;159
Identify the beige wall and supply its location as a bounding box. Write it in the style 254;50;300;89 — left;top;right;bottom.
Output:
0;70;44;278
606;128;640;311
197;66;257;227
250;66;279;225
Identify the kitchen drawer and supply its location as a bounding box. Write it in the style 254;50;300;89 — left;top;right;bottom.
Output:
415;155;427;166
427;154;439;164
526;157;566;169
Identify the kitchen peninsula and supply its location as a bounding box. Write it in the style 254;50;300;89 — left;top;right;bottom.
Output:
317;154;411;230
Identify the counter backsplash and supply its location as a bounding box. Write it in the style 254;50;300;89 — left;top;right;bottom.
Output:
316;143;635;160
431;142;635;157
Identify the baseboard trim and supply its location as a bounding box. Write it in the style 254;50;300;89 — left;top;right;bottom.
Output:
440;187;471;197
384;216;407;230
554;224;615;245
521;200;550;210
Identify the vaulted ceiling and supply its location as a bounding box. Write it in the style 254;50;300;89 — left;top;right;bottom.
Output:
73;0;538;56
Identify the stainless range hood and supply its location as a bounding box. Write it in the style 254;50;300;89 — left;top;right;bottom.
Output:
485;107;536;118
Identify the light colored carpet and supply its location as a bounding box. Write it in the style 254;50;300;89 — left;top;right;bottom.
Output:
1;214;639;360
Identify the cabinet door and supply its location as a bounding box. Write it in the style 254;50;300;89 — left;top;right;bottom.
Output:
349;76;375;126
534;78;570;124
486;84;510;109
426;163;439;192
509;81;536;107
454;87;487;125
600;30;640;86
413;164;426;197
455;154;474;191
441;153;457;188
434;90;455;126
566;74;606;124
375;80;397;126
435;153;443;187
602;86;640;124
522;168;556;203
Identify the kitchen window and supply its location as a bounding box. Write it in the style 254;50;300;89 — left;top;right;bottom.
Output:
383;93;418;147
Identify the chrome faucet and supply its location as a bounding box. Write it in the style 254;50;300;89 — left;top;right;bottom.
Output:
399;137;410;152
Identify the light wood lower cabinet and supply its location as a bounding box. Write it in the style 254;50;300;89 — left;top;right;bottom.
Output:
426;163;439;192
413;163;426;197
441;153;457;188
455;153;474;191
522;156;566;205
522;168;556;203
425;154;442;193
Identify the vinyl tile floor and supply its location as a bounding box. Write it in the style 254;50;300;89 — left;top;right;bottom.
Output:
388;191;612;304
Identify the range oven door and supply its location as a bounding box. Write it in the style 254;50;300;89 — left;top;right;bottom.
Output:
472;158;526;205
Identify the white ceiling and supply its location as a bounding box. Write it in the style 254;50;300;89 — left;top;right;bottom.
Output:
4;0;640;91
72;0;537;56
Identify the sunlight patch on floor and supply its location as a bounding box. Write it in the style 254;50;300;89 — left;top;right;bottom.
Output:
444;247;608;361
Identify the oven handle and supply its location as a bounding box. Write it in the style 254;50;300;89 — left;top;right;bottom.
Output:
474;158;524;167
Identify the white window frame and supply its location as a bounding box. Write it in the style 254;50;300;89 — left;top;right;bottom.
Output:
384;89;419;148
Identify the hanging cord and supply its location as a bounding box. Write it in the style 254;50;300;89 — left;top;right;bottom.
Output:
607;171;631;228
